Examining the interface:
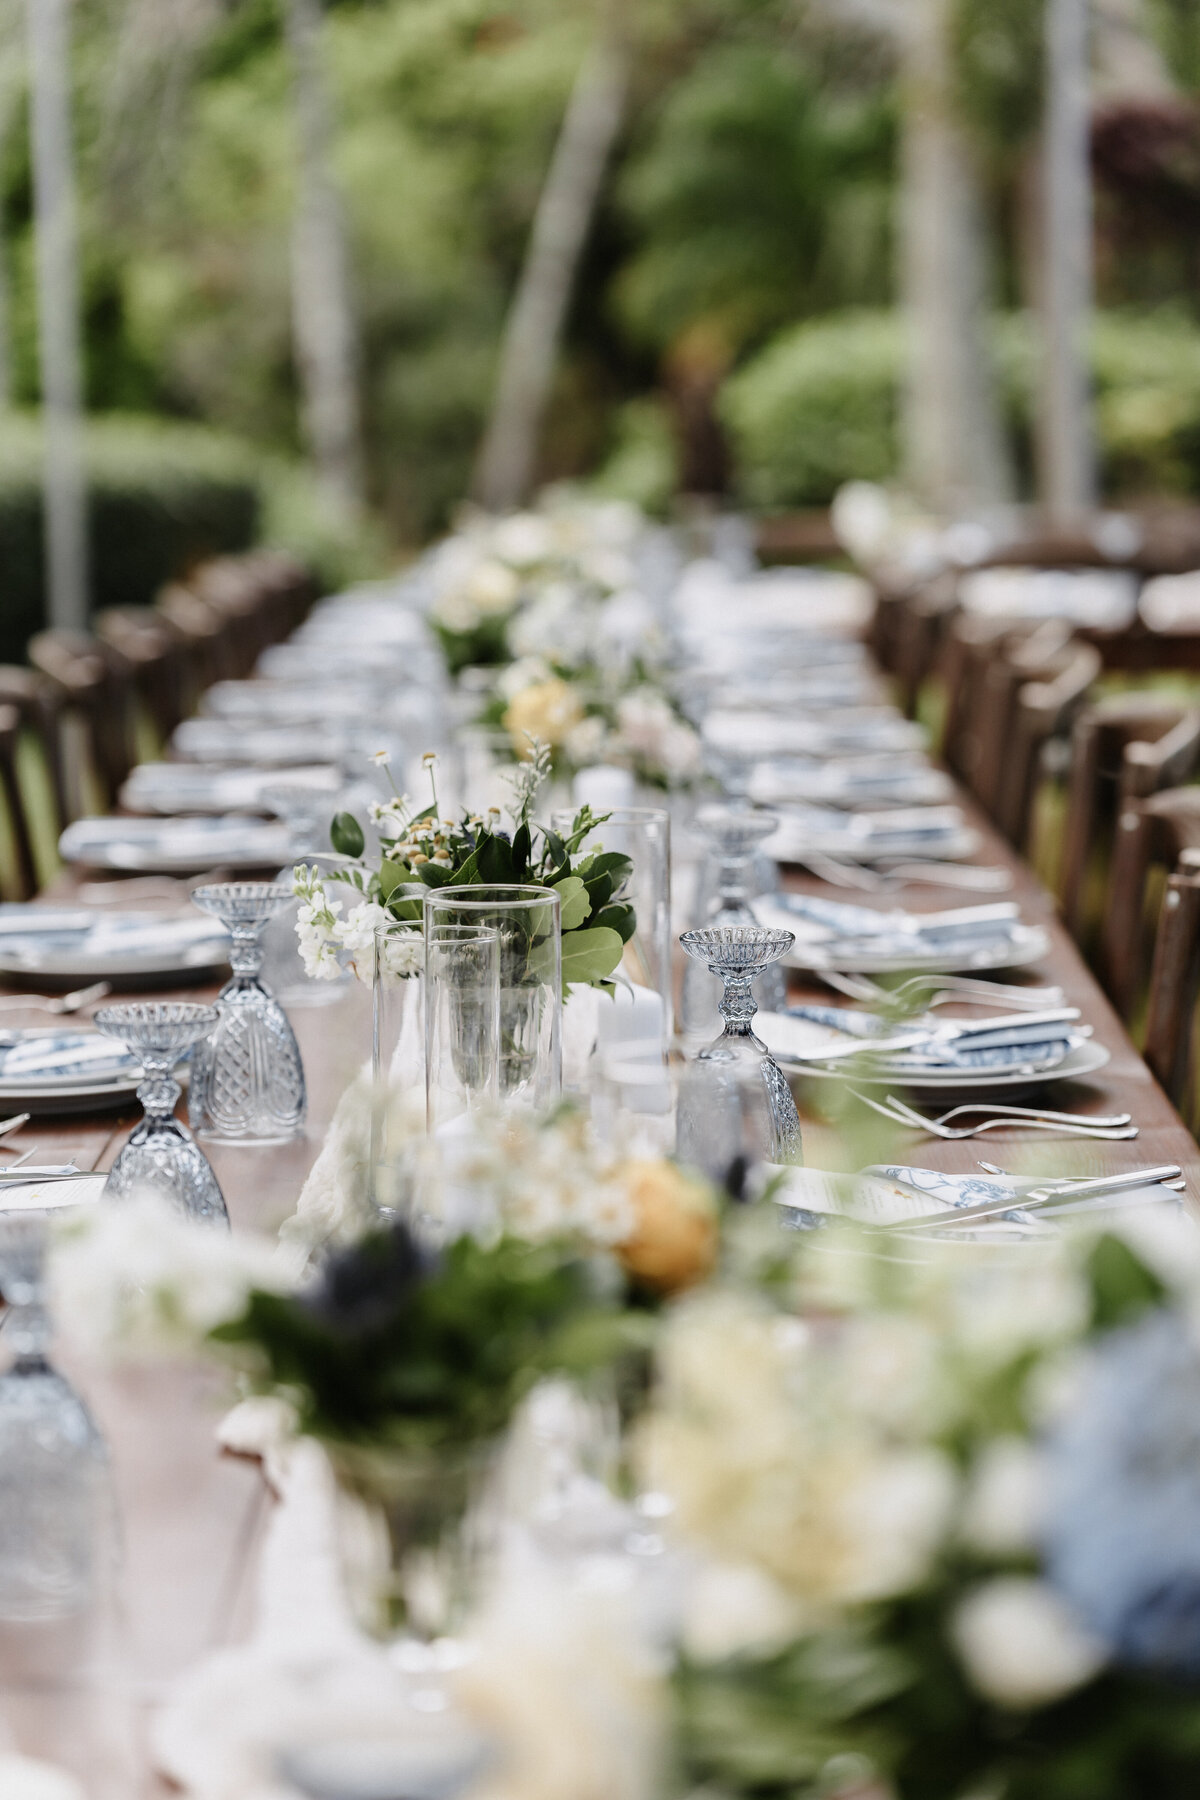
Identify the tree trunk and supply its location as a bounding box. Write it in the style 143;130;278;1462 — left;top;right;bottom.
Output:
284;0;365;515
25;0;88;631
473;29;629;513
1037;0;1097;523
897;0;1014;516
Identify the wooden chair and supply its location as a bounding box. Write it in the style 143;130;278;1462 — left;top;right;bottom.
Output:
1143;847;1200;1122
157;583;241;701
941;614;1019;788
889;573;958;720
95;607;187;748
0;702;40;900
191;558;276;675
996;640;1103;853
1059;697;1200;945
27;629;136;816
1101;787;1200;1020
0;666;68;836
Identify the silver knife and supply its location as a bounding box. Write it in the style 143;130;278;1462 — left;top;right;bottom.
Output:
891;1165;1183;1231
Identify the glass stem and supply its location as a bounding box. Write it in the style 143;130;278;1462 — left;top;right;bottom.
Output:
136;1055;181;1123
717;968;758;1036
228;925;264;987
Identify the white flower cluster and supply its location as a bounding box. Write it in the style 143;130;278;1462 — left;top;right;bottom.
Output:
637;1286;958;1650
49;1193;291;1360
412;1106;637;1248
611;687;702;784
293;866;424;985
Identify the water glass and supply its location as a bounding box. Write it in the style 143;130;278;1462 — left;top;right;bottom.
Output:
551;806;672;1042
370;921;425;1214
590;1043;676;1160
424;924;501;1133
424;887;561;1108
188;883;307;1144
0;1211;112;1624
93;1003;227;1226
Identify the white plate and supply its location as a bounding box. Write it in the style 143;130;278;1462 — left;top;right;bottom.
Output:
121;763;339;817
768;917;1052;976
0;926;230;990
172;719;348;766
0;1074;142;1114
774;1035;1111;1094
59;815;290;875
766;819;981;867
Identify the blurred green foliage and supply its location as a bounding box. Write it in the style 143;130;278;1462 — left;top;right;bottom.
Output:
0;413;379;659
722;307;1200;509
0;0;1197;547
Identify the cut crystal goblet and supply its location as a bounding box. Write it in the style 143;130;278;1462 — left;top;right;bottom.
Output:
93;1001;227;1225
677;924;801;1177
188;883;307;1143
0;1208;111;1620
681;806;785;1040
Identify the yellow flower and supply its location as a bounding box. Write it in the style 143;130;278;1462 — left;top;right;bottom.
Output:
616;1159;718;1295
503;678;584;751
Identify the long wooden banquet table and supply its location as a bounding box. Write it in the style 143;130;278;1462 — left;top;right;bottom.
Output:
6;763;1200;1792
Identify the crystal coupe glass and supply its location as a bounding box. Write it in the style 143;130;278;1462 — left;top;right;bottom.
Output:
677;925;801;1176
0;1209;111;1620
188;883;307;1143
94;1002;227;1225
680;807;786;1042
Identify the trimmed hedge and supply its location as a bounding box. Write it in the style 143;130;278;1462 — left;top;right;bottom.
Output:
720;307;1200;509
0;414;259;661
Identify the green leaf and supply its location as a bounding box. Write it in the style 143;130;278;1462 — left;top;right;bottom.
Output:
477;832;515;884
330;811;365;858
1087;1233;1168;1331
416;862;456;888
552;874;591;930
378;858;407;901
593;902;637;944
560;925;625;990
511;822;531;875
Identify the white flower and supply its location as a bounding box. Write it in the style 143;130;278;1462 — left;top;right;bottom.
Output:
336;901;389;959
371;748;390;767
379;927;423;981
951;1577;1107;1710
682;1560;803;1664
49;1194;287;1360
564;714;611;768
958;1438;1046;1558
457;1558;666;1800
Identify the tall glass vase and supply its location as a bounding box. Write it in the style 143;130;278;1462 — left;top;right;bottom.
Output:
370;921;424;1215
551;806;672;1043
425;886;561;1109
424;924;501;1133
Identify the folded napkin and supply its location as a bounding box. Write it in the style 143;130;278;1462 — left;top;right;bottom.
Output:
764;1003;1082;1071
0;1033;138;1087
774;894;1020;946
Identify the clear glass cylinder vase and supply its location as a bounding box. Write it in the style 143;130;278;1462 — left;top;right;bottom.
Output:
370;922;425;1214
424;886;561;1109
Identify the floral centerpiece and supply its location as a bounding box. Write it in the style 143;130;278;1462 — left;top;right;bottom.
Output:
426;494;659;678
293;745;636;998
486;659;702;793
642;1210;1200;1800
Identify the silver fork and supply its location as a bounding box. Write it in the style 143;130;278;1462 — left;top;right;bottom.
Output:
823;970;1067;1011
799;855;1011;894
848;1089;1138;1140
0;981;111;1015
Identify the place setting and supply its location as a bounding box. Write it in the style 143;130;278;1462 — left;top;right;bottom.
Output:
58;813;292;877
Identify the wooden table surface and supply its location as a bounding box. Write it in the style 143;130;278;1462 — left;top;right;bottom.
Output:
3;759;1198;1795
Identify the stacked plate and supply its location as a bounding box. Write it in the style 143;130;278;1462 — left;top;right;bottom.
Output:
171;719;351;766
758;1000;1109;1093
0;908;230;989
121;762;339;817
764;805;979;867
702;709;927;760
0;1029;141;1113
59;814;291;875
748;757;955;810
757;894;1050;976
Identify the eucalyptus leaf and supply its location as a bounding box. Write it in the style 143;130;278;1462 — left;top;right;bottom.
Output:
330;811;365;858
553;874;592;930
560;925;625;989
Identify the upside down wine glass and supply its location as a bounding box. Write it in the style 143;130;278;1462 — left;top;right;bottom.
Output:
189;883;307;1143
94;1002;227;1225
680;807;786;1042
677;925;801;1181
0;1208;111;1621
